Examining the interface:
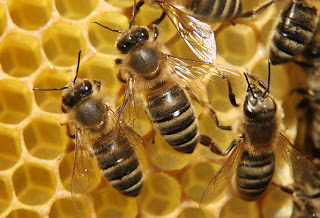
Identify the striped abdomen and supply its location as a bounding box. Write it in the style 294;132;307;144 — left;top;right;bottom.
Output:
93;134;143;196
270;0;319;65
146;82;199;153
236;150;275;201
185;0;242;22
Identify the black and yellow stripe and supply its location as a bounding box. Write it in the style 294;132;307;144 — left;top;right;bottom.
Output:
146;82;199;153
185;0;242;22
270;0;319;65
236;150;275;201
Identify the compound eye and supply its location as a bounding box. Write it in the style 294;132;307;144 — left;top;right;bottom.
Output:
139;28;149;41
81;80;92;97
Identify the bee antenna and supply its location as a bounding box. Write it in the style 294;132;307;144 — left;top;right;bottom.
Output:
94;22;123;33
244;72;256;99
262;60;271;97
73;50;81;84
33;87;68;91
129;0;137;29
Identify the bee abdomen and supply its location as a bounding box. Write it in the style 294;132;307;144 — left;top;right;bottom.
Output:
93;137;143;196
146;83;199;153
270;0;319;65
185;0;242;22
236;150;275;201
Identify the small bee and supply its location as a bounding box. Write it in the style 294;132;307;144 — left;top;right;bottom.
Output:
95;15;240;153
270;0;320;65
33;51;152;197
200;61;318;206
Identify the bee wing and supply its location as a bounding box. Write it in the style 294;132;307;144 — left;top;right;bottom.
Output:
161;2;216;62
116;76;142;133
109;109;163;168
71;130;100;200
200;139;244;207
164;54;241;96
277;133;320;187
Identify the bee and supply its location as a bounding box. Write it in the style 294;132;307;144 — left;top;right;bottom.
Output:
33;51;152;197
270;0;320;65
95;14;240;154
200;60;318;206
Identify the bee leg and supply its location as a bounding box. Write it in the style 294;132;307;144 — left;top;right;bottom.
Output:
239;0;273;18
207;106;231;130
221;75;239;107
293;60;315;69
62;123;76;139
247;74;268;90
199;135;238;156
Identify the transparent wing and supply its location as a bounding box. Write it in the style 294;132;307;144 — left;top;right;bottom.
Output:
110;109;163;169
277;133;320;189
200;139;244;207
116;76;142;134
71;130;101;201
161;2;216;62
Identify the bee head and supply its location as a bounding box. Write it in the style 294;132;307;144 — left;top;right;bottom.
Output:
116;26;150;54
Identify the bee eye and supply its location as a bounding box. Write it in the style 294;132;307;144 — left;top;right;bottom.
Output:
80;80;93;97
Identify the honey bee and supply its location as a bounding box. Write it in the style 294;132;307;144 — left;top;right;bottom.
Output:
95;16;240;153
33;51;153;197
200;61;318;206
270;0;320;65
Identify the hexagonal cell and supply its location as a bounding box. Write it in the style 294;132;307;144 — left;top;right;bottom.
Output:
93;185;138;218
0;176;11;214
151;133;192;171
262;187;292;218
55;0;98;20
12;162;56;205
0;33;42;77
177;207;215;218
42;22;86;67
8;0;52;30
59;151;102;194
139;173;181;216
0;126;21;170
88;13;128;55
220;197;259;218
0;3;7;37
49;197;91;218
6;209;42;218
79;55;122;97
33;68;73;113
216;24;258;66
181;162;220;203
23;115;68;160
0;79;32;124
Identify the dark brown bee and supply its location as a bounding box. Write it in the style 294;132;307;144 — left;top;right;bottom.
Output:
33;51;153;197
200;61;318;206
270;0;320;65
95;15;240;154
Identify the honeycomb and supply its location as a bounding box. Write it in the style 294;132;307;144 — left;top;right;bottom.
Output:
0;0;311;217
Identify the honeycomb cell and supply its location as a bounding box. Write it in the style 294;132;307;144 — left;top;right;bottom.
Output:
139;173;181;216
55;0;98;20
0;126;21;170
12;162;56;205
220;197;259;218
262;187;292;218
23;115;68;160
177;207;215;218
0;176;11;214
6;209;42;218
0;79;32;124
59;151;102;194
216;24;258;66
151;133;192;171
42;22;86;67
79;55;121;97
33;68;73;113
0;3;7;37
0;33;42;77
88;13;128;55
181;162;220;203
8;0;52;30
49;197;91;218
93;185;138;218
